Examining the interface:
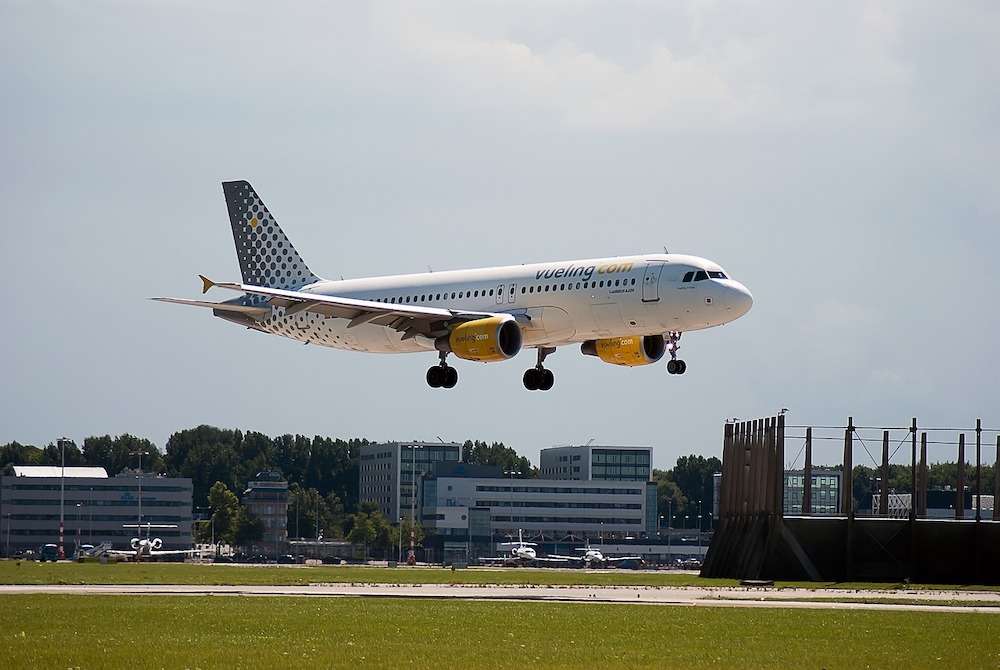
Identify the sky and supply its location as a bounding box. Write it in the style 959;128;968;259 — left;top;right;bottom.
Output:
2;1;998;470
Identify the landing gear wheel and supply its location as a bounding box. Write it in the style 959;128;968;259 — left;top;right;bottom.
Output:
523;368;540;391
426;366;445;388
442;366;458;389
538;369;554;391
667;359;687;375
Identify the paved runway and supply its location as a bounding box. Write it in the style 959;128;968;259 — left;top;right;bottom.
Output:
3;583;1000;613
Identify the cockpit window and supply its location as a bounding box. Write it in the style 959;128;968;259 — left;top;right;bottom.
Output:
708;271;727;279
694;271;708;281
682;271;694;283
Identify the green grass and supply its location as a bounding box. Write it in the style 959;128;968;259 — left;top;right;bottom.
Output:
3;560;1000;592
2;594;998;669
0;560;739;587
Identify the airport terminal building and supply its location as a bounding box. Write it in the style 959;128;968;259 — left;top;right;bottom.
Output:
359;441;462;523
0;466;193;556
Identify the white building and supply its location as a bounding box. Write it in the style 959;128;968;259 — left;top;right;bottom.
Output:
422;470;659;541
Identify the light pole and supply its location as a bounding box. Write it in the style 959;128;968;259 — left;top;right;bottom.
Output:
697;499;703;556
407;444;424;565
666;498;673;564
56;437;73;560
4;512;10;558
130;449;149;532
74;502;83;558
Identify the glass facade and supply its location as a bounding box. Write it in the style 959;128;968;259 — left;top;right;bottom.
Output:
591;449;651;481
783;470;841;515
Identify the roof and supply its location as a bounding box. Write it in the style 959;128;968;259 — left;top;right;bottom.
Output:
12;466;108;479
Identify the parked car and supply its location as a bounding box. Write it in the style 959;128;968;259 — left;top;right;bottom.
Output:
276;554;296;564
38;544;60;562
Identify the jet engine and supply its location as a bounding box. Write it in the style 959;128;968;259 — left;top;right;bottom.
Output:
437;316;522;362
581;335;666;367
151;537;163;550
130;538;141;550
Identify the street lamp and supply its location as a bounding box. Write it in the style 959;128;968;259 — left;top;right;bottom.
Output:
130;449;149;532
56;437;73;560
406;444;425;565
74;502;82;559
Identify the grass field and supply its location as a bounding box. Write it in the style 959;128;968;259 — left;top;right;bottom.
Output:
3;594;998;669
2;560;999;592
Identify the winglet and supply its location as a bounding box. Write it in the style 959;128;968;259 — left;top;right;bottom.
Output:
199;274;215;295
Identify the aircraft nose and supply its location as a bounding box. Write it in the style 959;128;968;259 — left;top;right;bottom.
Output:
727;281;753;318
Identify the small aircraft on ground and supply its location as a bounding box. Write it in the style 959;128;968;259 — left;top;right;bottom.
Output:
550;540;643;568
480;530;568;567
103;524;207;562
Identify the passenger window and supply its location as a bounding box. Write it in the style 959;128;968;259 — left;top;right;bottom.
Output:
421;295;425;301
615;279;620;286
576;282;581;289
631;278;636;285
599;281;604;287
489;289;494;296
683;272;694;283
405;297;411;303
544;285;549;292
436;294;441;300
560;283;565;290
521;287;526;294
695;271;708;281
451;292;456;299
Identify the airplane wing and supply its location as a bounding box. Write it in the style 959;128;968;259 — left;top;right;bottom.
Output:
149;549;207;556
478;557;512;563
547;554;585;562
605;556;643;562
153;277;523;341
533;557;570;563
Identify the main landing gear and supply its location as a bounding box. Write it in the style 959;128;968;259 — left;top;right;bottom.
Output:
665;332;687;375
426;352;458;389
523;347;555;391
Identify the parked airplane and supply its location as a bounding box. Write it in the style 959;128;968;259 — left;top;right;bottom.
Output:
550;540;642;568
155;181;753;389
104;524;205;562
481;530;567;567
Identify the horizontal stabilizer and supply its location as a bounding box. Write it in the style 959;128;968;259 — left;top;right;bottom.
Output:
149;297;269;318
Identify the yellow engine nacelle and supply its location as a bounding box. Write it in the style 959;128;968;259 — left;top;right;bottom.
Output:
437;316;523;362
581;335;666;367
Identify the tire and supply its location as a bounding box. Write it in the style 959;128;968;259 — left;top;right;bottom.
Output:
426;366;443;388
442;366;458;389
676;360;687;375
538;369;554;391
523;369;540;391
667;359;678;374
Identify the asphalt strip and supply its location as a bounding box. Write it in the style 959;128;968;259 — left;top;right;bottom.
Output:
2;584;1000;613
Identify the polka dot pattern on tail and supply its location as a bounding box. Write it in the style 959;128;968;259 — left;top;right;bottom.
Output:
222;181;320;298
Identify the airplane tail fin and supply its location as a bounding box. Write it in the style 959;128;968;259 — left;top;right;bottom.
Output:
222;180;321;290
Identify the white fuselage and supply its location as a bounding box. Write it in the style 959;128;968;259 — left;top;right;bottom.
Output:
246;253;752;354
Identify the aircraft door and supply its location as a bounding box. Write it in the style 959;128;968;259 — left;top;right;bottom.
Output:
496;284;505;305
642;262;664;302
508;283;517;304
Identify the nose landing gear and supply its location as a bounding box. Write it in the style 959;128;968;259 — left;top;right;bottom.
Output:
523;346;556;391
665;332;687;375
426;352;459;389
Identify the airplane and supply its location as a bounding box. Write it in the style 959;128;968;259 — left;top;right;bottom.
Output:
104;524;206;562
480;530;567;567
154;181;753;390
550;540;643;568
